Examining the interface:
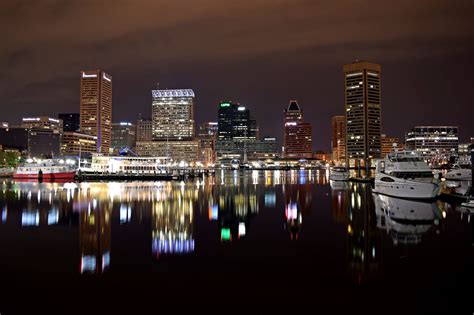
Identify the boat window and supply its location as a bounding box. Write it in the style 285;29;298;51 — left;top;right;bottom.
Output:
380;177;395;182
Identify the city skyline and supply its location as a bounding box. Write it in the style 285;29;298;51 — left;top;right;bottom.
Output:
1;0;473;150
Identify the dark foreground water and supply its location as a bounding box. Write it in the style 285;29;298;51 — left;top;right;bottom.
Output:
0;170;472;314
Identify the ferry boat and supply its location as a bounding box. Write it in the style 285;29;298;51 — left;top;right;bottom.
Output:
329;166;350;181
373;150;440;199
14;161;76;181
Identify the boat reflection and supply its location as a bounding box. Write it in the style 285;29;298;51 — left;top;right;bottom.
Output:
373;193;440;245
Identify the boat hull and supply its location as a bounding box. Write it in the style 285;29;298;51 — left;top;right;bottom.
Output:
13;171;76;181
373;175;439;200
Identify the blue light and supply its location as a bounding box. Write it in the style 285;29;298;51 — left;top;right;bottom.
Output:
21;210;39;226
152;238;195;255
47;208;59;225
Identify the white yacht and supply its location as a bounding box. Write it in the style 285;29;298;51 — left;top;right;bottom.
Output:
374;193;438;245
373;151;440;199
445;164;472;181
329;166;350;181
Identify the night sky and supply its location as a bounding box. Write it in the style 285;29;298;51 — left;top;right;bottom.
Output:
1;0;473;150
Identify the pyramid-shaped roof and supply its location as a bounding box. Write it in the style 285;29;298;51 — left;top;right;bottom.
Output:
287;100;301;111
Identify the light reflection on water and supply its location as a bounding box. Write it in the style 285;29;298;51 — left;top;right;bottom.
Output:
0;170;472;283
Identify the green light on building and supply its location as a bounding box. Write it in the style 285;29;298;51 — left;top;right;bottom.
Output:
220;103;231;108
221;228;231;241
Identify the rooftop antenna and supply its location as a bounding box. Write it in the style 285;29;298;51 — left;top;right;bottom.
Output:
156;82;160;90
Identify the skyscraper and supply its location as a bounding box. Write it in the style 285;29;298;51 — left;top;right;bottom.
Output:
216;102;264;160
151;89;195;140
331;115;346;163
79;70;112;154
283;100;312;158
344;61;381;167
217;102;258;140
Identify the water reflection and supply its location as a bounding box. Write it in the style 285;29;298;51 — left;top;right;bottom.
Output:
373;194;440;246
0;171;469;282
152;186;195;257
346;184;382;283
283;180;312;240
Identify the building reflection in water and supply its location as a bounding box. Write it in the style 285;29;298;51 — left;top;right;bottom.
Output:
215;176;258;242
152;184;195;257
79;199;111;274
346;183;382;284
283;179;312;240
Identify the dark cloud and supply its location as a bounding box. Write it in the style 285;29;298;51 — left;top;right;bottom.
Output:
1;0;473;149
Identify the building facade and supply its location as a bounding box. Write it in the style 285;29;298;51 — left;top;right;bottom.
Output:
136;140;199;163
380;134;403;157
111;122;136;153
331;115;346;163
58;113;80;132
151;89;195;140
136;118;153;142
61;132;97;156
22;116;63;134
0;127;29;152
28;129;61;158
344;60;381;167
198;122;218;166
283;100;312;159
80;70;112;154
405;126;458;163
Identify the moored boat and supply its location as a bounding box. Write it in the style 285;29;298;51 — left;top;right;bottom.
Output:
329;166;350;181
373;150;440;200
14;160;76;181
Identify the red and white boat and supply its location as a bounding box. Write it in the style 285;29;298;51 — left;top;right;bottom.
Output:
14;161;76;181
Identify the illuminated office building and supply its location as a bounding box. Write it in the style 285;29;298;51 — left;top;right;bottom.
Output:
216;102;270;160
136;140;199;162
344;61;381;167
405;126;458;163
79;69;112;154
151;89;195;140
61;132;97;156
22;116;63;134
283;100;312;158
380;134;403;157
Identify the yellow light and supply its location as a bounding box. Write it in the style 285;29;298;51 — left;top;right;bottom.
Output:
347;224;353;235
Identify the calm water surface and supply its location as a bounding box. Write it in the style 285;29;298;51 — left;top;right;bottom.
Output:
0;170;472;313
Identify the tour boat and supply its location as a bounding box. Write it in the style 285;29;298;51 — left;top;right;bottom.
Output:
14;161;76;181
373;150;440;199
445;164;472;181
329;166;350;181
